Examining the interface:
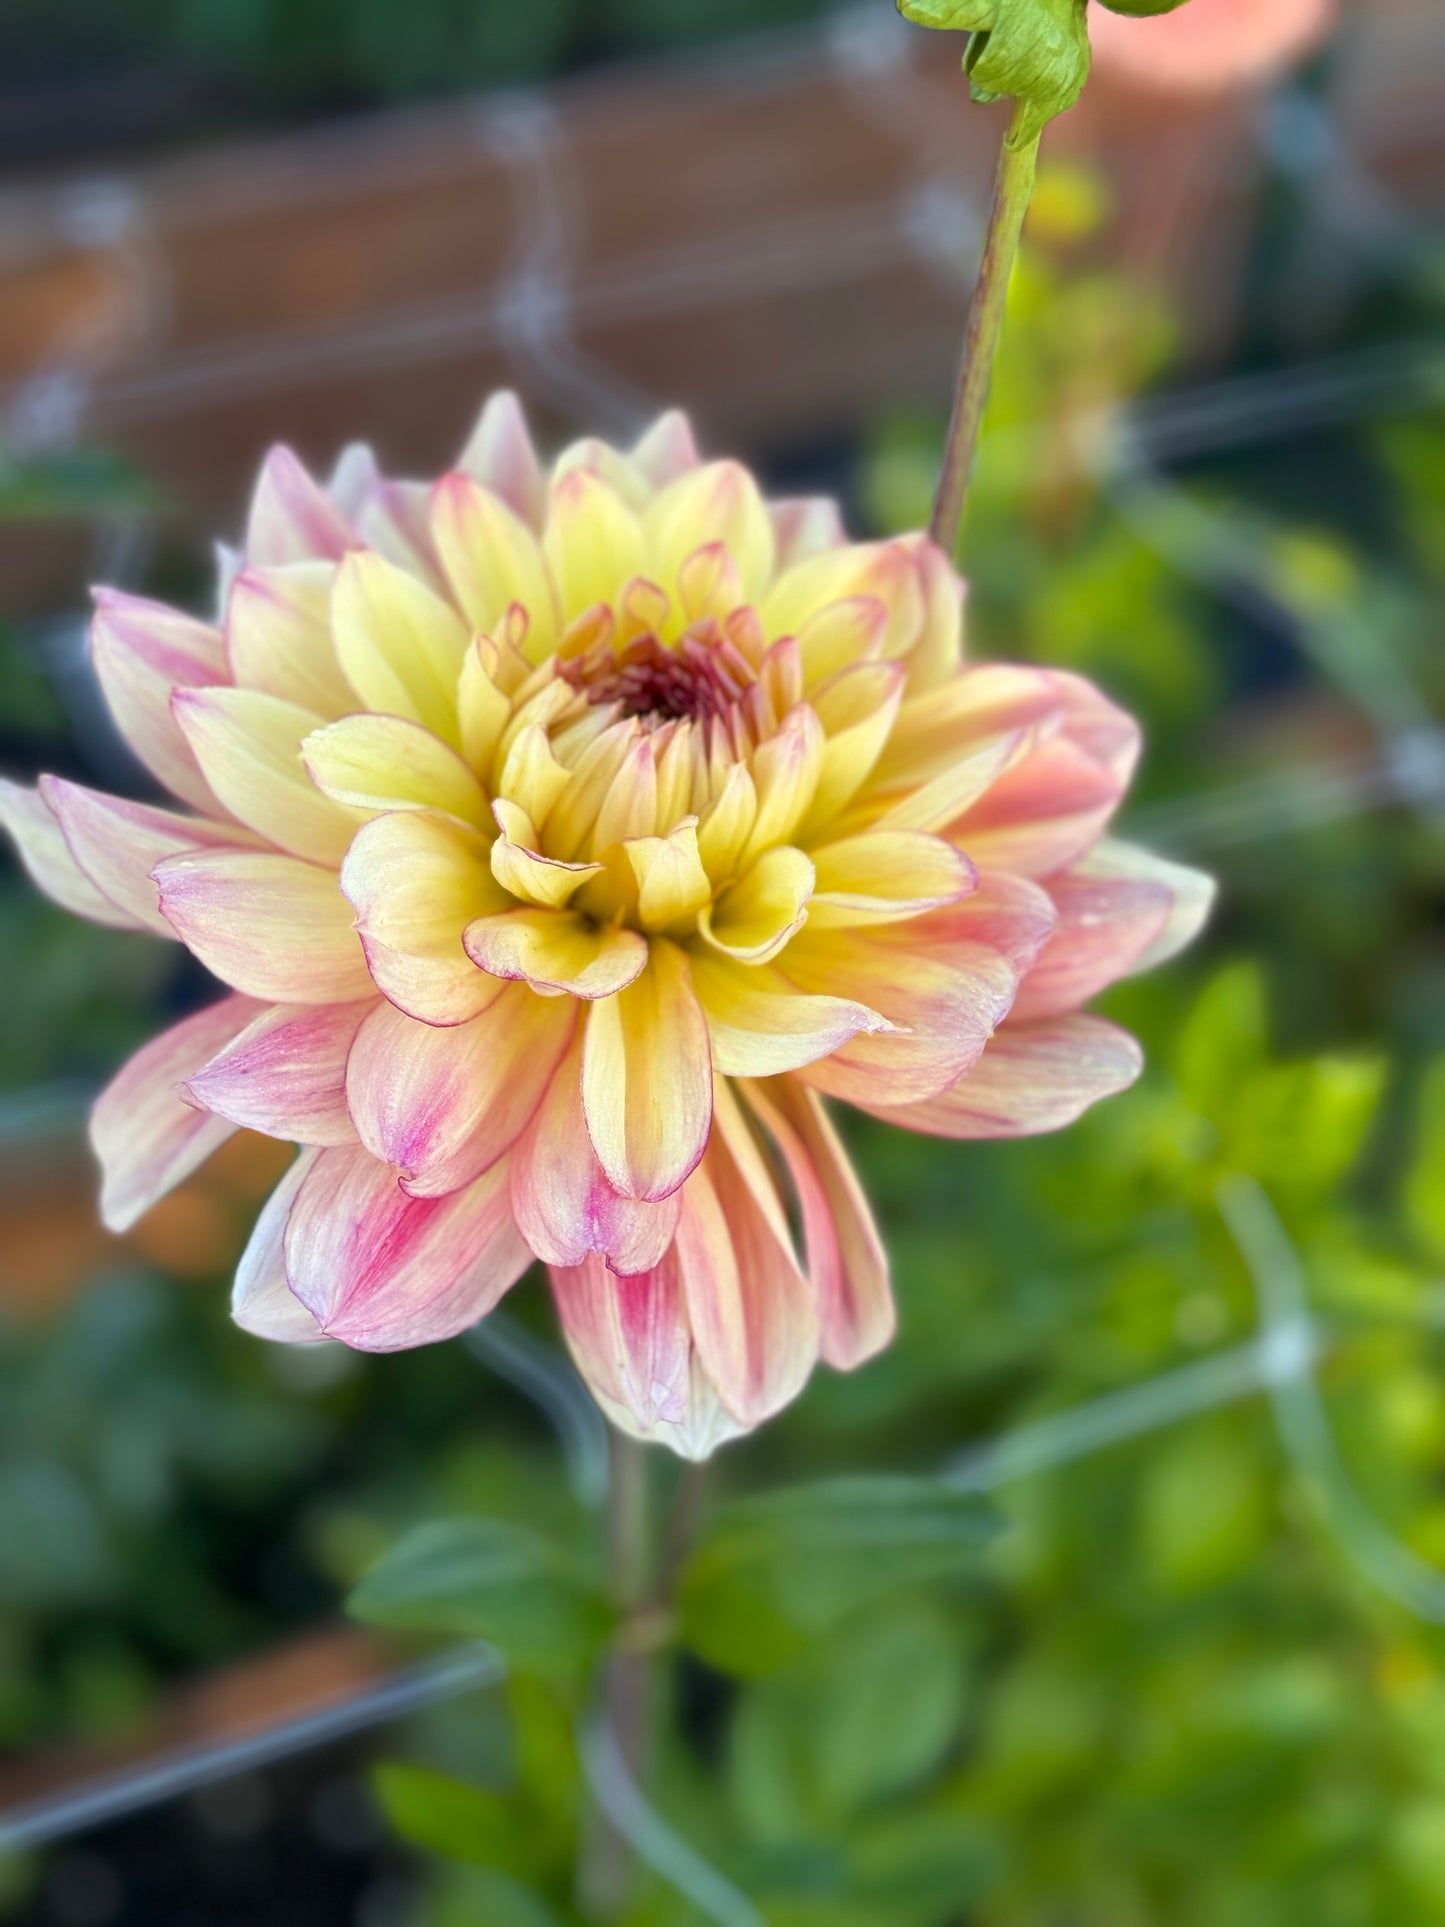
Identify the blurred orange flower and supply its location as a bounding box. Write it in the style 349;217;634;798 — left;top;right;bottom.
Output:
0;395;1210;1456
1090;0;1338;93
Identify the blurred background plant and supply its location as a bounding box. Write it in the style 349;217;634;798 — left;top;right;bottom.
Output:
1;0;1444;1923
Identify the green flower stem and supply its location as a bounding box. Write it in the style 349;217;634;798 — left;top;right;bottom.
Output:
930;98;1041;557
580;1434;655;1918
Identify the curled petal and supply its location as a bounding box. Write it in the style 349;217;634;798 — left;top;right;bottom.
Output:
862;1015;1144;1138
0;777;145;931
90;590;230;816
44;777;264;938
700;845;814;962
490;800;603;909
232;1150;329;1343
346;985;574;1197
155;849;374;1003
512;1033;680;1275
625;820;712;931
465;907;647;999
742;1078;894;1370
583;939;712;1201
283;1146;531;1351
90;995;263;1232
342;812;508;1025
185;999;370;1145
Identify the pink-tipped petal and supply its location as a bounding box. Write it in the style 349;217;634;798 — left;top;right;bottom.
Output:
185;999;370;1145
346;985;574;1198
283;1145;531;1351
41;777;262;938
154;849;374;1004
232;1150;329;1343
225;562;356;719
865;1014;1144;1137
511;1034;681;1275
89;590;231;816
90;995;264;1232
771;496;846;569
548;1251;742;1461
455;390;546;527
1079;839;1217;971
676;1089;819;1428
743;1078;894;1370
0;777;142;931
630;410;702;492
246;445;354;565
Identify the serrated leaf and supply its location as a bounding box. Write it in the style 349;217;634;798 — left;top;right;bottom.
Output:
679;1477;997;1677
349;1518;610;1676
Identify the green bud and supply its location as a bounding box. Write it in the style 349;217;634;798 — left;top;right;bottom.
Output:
1095;0;1190;14
896;0;1092;147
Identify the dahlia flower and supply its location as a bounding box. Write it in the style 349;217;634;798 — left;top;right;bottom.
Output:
1089;0;1337;94
0;395;1210;1457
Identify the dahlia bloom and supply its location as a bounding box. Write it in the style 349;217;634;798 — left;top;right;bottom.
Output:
0;396;1210;1457
1089;0;1337;94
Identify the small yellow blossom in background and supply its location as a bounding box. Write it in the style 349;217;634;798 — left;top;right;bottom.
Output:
0;396;1211;1457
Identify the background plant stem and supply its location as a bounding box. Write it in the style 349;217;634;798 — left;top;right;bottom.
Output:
579;1432;654;1918
930;100;1041;558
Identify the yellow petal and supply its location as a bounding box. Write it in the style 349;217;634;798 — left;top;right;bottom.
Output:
688;950;889;1076
304;714;489;825
226;561;355;718
625;819;711;930
794;595;888;687
582;939;712;1200
741;707;824;864
497;722;572;830
431;472;558;658
805;830;974;928
696;763;758;883
798;661;905;837
173;687;360;865
545;720;641;864
700;845;813;962
644;461;776;605
332;550;469;745
464;906;647;998
592;734;659;852
544;468;648;622
456;638;513;774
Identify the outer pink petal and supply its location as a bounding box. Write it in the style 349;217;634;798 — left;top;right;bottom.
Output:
510;1033;681;1275
246;446;354;565
1011;870;1173;1023
282;1145;531;1351
743;1078;894;1371
785;927;1018;1107
677;1090;819;1429
548;1251;741;1461
863;1014;1144;1137
184;999;370;1145
0;777;142;931
89;590;231;816
154;850;375;1004
770;496;845;569
90;995;264;1231
631;410;702;493
455;390;546;527
346;985;574;1198
42;776;261;937
231;1150;329;1343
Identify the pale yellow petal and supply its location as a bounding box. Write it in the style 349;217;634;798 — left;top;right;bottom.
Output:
625;819;712;931
544;468;648;622
331;550;469;745
173;687;360;865
431;472;559;658
700;845;813;962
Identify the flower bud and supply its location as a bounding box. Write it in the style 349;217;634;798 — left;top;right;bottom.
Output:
897;0;1092;147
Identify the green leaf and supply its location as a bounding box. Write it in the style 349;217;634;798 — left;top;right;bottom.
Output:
895;0;1091;146
1406;1059;1445;1263
373;1764;545;1876
348;1519;610;1676
679;1477;997;1677
730;1601;970;1836
1096;0;1188;13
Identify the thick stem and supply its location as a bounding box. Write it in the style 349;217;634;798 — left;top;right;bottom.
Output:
579;1433;654;1918
929;101;1041;558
